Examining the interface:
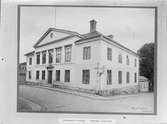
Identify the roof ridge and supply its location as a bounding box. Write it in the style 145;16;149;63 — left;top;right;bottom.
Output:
48;28;83;38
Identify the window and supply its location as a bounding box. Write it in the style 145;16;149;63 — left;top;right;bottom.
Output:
107;48;112;61
126;55;129;65
118;53;122;63
107;70;112;85
42;51;46;64
50;33;54;38
28;71;31;79
82;70;90;84
83;46;91;60
135;59;137;67
64;70;70;82
55;70;60;81
36;70;39;80
48;49;53;64
126;72;130;83
134;72;137;83
56;47;61;63
65;45;72;62
29;57;32;65
42;70;45;80
118;71;122;84
36;53;40;64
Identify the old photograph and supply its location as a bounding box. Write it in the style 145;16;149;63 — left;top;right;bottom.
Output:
17;5;156;114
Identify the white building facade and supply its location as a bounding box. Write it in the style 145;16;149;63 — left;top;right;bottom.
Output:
25;20;139;96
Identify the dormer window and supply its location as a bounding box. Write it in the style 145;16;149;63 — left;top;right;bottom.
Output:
50;33;54;38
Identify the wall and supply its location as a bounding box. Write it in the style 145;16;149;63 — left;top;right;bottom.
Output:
100;39;139;90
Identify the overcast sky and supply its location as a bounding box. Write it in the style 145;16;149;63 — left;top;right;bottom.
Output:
20;6;155;63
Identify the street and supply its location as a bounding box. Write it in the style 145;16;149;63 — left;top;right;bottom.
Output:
18;85;154;113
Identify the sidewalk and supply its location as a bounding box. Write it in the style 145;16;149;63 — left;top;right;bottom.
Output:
23;84;150;101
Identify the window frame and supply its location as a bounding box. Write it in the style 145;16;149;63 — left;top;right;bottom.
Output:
107;70;112;85
126;72;130;83
55;47;62;63
42;70;45;80
29;57;32;65
48;49;53;64
134;72;137;83
83;46;91;60
82;69;90;84
28;71;31;79
36;53;40;64
55;70;61;82
64;45;72;62
118;71;122;84
36;70;40;80
126;55;130;65
64;70;70;82
107;48;112;61
42;51;46;64
118;53;122;64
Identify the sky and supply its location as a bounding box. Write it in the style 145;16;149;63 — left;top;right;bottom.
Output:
20;6;155;63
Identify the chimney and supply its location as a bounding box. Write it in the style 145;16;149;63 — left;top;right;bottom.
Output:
90;19;97;32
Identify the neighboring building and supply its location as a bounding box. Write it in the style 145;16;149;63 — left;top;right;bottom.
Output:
25;20;139;95
138;76;149;92
18;62;27;83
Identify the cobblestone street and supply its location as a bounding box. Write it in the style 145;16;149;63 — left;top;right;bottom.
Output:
18;85;154;113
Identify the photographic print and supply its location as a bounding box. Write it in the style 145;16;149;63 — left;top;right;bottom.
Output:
17;5;157;114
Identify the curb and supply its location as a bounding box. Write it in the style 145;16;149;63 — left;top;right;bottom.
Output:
22;85;149;101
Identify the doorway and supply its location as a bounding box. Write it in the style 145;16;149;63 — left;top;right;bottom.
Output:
48;70;52;84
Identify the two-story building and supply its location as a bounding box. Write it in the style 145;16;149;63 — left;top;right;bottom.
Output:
25;20;139;96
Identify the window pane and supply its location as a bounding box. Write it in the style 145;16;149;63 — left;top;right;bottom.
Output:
134;72;137;83
36;53;40;64
82;70;90;84
36;71;39;80
56;70;60;81
118;71;122;84
65;45;72;62
48;49;53;64
42;51;46;64
83;47;91;60
42;70;45;80
126;55;129;65
107;70;112;84
118;54;122;63
29;58;32;65
28;71;31;79
107;48;112;60
65;70;70;82
56;48;61;63
126;72;130;83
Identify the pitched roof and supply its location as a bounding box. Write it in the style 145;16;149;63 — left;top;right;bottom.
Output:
139;76;149;82
33;28;84;48
31;27;138;57
75;31;138;57
24;51;35;56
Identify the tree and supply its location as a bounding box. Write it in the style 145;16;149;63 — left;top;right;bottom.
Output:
137;42;154;92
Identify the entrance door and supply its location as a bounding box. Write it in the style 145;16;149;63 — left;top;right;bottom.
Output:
48;71;52;84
